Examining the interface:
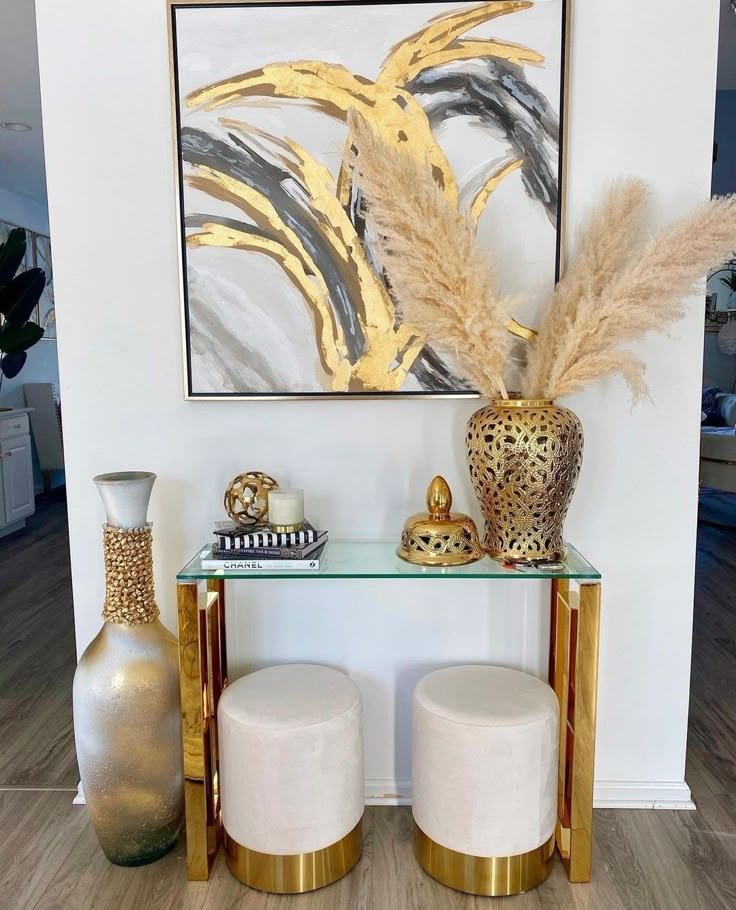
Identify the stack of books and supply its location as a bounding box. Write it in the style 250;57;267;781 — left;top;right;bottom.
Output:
201;521;328;571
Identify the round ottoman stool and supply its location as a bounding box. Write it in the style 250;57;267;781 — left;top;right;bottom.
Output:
218;664;364;893
412;665;559;896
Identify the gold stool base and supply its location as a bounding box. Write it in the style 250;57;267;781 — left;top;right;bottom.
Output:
414;822;555;896
224;818;363;893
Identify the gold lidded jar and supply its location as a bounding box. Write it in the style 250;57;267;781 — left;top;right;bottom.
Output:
466;399;584;563
73;472;184;866
397;475;483;567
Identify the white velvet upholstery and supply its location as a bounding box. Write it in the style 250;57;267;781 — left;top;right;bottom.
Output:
412;666;559;858
218;664;363;856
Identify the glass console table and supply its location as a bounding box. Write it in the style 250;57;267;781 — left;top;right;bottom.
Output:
176;542;601;884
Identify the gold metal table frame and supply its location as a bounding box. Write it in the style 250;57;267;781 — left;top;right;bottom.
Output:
176;545;601;884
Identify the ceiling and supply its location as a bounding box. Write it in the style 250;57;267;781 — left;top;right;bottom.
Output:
719;0;736;89
0;0;47;207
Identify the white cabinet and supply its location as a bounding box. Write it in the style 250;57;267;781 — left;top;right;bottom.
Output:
0;409;35;537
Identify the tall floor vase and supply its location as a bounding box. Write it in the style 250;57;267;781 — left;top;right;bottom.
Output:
73;472;184;866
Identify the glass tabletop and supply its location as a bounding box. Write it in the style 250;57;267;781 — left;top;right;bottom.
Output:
177;541;600;581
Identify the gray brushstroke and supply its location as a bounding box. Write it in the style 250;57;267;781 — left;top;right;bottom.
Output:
182;128;365;361
190;272;282;393
185;213;276;244
408;58;560;224
412;347;474;392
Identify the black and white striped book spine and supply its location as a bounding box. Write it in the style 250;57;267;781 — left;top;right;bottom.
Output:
216;527;321;550
212;537;325;560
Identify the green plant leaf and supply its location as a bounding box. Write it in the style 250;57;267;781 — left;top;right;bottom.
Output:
0;268;45;324
0;322;45;353
0;228;27;290
0;351;27;379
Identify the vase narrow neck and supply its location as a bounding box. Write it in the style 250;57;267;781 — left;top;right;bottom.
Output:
94;471;156;529
491;398;556;408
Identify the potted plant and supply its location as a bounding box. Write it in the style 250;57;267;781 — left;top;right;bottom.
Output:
0;227;46;397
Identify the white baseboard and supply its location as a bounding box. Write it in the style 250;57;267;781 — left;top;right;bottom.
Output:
365;779;695;810
592;780;695;810
365;779;412;806
76;778;695;811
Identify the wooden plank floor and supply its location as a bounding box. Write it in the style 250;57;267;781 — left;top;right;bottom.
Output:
0;490;77;790
2;491;736;908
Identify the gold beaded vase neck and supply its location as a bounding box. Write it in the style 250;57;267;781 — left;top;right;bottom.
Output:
466;398;584;563
102;525;159;625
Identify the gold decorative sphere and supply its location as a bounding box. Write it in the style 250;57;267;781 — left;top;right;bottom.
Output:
224;472;280;525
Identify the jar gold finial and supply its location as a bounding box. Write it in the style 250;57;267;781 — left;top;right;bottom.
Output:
397;476;483;567
427;476;452;520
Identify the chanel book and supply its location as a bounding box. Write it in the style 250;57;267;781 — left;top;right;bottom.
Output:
201;543;326;572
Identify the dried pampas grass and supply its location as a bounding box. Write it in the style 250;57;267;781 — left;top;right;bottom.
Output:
526;187;736;400
523;179;650;398
344;111;514;399
345;112;736;403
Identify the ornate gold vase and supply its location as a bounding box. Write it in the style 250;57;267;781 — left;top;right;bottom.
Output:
73;472;184;866
466;399;584;562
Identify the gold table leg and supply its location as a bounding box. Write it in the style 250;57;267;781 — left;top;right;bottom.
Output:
177;579;228;880
549;579;601;883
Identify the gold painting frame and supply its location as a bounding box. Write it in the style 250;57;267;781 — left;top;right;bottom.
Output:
168;0;573;401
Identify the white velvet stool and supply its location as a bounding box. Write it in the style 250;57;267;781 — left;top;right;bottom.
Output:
218;664;364;893
412;665;559;896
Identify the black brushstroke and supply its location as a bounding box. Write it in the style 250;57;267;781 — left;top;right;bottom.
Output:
182;127;366;360
185;212;276;243
408;58;559;224
349;189;469;391
412;346;473;393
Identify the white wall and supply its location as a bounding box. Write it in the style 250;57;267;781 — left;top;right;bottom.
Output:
35;0;719;807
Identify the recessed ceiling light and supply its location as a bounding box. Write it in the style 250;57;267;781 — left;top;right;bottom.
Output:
0;122;32;132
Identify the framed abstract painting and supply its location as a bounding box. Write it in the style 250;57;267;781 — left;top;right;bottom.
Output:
169;0;570;399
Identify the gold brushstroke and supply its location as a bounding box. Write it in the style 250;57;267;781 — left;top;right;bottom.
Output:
221;119;400;334
185;169;352;383
186;62;375;114
187;166;321;279
188;224;353;390
380;1;535;87
189;222;427;392
187;63;458;207
400;38;544;84
470;158;524;228
350;323;427;392
507;319;538;342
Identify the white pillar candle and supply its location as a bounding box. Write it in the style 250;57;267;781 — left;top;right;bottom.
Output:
268;488;305;530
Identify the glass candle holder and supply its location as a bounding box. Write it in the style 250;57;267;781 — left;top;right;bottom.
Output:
268;489;305;532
